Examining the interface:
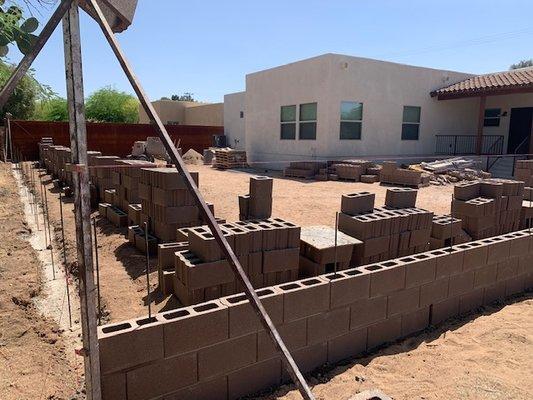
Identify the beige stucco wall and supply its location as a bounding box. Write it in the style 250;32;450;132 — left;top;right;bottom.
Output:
138;100;223;126
184;103;223;126
223;92;246;149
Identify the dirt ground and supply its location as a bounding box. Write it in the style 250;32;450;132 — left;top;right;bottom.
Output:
0;163;81;400
3;161;532;400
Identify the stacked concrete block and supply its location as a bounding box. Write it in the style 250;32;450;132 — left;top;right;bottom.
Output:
452;179;524;240
283;161;325;179
110;159;155;212
334;163;364;181
299;226;361;277
514;159;533;187
380;161;430;188
98;230;533;400
92;155;120;199
341;192;375;215
239;176;273;220
429;215;471;250
172;218;301;305
385;187;417;208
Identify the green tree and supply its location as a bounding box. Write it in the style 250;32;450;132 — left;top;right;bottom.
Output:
85;86;139;123
34;97;68;121
0;59;53;119
171;92;196;102
510;59;533;70
0;1;44;57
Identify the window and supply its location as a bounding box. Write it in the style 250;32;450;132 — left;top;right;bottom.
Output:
239;111;244;119
280;105;296;140
340;101;363;140
299;103;317;140
484;108;501;127
401;106;421;140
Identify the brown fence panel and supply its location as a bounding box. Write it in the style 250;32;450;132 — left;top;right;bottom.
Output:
9;120;224;160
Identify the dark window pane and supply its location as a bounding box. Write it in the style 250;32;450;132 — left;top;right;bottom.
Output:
340;121;362;140
403;106;421;123
299;122;316;140
484;117;500;127
280;123;296;140
401;123;419;140
300;103;317;121
484;108;500;118
281;105;296;122
341;101;363;121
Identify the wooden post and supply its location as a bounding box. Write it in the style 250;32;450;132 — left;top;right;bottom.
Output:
476;95;486;155
62;2;101;399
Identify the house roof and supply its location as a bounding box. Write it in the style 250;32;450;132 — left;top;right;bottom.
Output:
431;67;533;99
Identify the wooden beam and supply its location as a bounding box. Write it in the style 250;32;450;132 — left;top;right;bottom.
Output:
62;3;101;399
476;96;486;155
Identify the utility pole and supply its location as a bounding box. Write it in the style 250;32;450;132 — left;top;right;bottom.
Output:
62;2;101;399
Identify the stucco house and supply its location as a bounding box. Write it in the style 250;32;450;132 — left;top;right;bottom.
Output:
224;54;533;169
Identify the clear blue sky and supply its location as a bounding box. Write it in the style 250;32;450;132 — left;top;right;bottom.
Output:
7;0;533;103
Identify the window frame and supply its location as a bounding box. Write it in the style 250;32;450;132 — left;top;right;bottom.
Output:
339;101;363;140
401;105;421;141
280;105;297;140
483;108;501;127
298;102;317;140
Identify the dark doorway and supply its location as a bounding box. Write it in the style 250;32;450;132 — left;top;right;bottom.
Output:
507;107;533;154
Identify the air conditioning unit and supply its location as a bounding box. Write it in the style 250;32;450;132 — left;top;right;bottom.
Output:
80;0;138;33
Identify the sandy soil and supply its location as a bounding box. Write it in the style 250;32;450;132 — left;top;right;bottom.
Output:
9;162;532;400
0;163;81;400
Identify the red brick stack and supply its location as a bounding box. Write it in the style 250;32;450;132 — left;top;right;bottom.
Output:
339;190;433;265
170;218;300;305
452;179;524;240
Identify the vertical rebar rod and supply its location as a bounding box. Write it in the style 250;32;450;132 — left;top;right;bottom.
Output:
144;221;151;318
334;212;339;277
41;179;49;247
43;185;56;280
59;190;73;327
92;217;101;325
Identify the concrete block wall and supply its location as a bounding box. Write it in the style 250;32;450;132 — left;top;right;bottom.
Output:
98;229;533;400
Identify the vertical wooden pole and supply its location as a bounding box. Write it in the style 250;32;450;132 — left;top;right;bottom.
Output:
476;96;486;155
62;2;101;399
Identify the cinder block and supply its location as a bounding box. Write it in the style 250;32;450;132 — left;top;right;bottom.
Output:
448;271;474;297
327;328;367;364
263;247;299;273
238;194;250;220
508;232;530;256
278;277;330;322
257;319;307;361
341;192;375;215
162;300;229;357
282;342;328;378
101;372;126;400
385;187;418;208
456;242;488;271
158;242;188;269
220;287;283;337
249;176;273;219
364;261;406;297
387;287;420;316
163;376;227;400
327;268;370;309
126;352;197;400
307;306;350;345
401;307;430;337
228;358;281;400
98;316;164;375
485;236;511;263
98;202;111;218
473;263;498;288
454;182;480;201
198;334;257;381
459;288;484;314
433;249;463;279
420;278;449;307
496;257;519;281
367;315;402;349
350;296;387;329
483;281;506;304
505;275;525;296
188;227;234;262
176;252;235;290
401;253;436;288
430;297;460;325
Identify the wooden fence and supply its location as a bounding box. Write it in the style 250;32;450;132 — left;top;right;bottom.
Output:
5;120;224;160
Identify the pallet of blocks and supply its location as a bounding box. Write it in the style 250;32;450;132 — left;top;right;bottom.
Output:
238;176;273;220
212;148;247;169
379;161;431;188
338;190;434;265
429;214;471;250
513;159;533;186
299;225;361;277
171;218;300;305
452;179;524;240
283;161;326;179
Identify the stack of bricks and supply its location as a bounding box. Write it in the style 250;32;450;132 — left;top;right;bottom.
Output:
90;155;120;201
379;161;430;188
513;159;533;187
37;137;53;167
429;215;471;250
333;163;364;181
97;230;533;400
128;167;207;254
239;176;273;220
452;179;524;240
171;218;300;305
339;190;433;265
328;160;380;183
299;225;361;277
521;188;533;229
283;161;325;179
